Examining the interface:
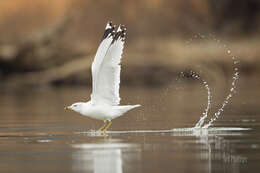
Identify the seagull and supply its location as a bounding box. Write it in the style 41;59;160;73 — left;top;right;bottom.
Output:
65;21;140;133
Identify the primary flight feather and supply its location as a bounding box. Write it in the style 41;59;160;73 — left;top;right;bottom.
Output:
65;21;140;133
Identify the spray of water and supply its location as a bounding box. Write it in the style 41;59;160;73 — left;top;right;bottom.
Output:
195;76;212;128
181;71;212;128
184;34;240;129
203;57;239;128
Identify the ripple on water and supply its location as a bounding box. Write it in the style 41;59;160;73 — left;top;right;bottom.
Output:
74;127;250;136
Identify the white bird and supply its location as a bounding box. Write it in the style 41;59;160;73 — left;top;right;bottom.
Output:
65;21;140;133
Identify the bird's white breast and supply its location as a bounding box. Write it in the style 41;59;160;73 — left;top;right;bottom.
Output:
79;103;120;121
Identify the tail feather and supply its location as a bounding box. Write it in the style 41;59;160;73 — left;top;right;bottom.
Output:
113;104;141;119
130;104;141;109
121;104;141;112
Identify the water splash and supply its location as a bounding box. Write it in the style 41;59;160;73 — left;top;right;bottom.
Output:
185;34;240;129
181;71;212;128
203;62;239;128
195;76;211;128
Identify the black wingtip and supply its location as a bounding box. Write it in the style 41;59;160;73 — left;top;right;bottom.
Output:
106;21;113;29
101;21;115;41
111;24;127;44
120;25;127;41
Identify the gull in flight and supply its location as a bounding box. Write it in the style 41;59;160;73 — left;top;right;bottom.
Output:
65;21;140;133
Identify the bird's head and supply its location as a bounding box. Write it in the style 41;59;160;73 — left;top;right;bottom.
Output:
65;102;84;113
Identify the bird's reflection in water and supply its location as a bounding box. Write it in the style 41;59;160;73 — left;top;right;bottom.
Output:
93;149;122;173
72;141;139;173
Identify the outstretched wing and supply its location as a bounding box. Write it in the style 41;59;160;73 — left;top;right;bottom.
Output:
91;23;126;105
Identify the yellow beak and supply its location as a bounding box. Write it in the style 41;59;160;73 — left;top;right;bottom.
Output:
64;106;72;110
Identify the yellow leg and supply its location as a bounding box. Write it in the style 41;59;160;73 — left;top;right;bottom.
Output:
103;121;112;133
98;122;108;131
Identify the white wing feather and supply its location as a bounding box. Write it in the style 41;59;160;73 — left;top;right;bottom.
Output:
91;22;113;100
91;23;126;106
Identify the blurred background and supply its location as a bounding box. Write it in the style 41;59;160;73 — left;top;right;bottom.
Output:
0;0;259;89
0;1;260;172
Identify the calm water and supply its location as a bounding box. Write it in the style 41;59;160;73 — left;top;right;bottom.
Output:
0;86;259;173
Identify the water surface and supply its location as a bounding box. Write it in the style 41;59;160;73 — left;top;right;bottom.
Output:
0;86;259;173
